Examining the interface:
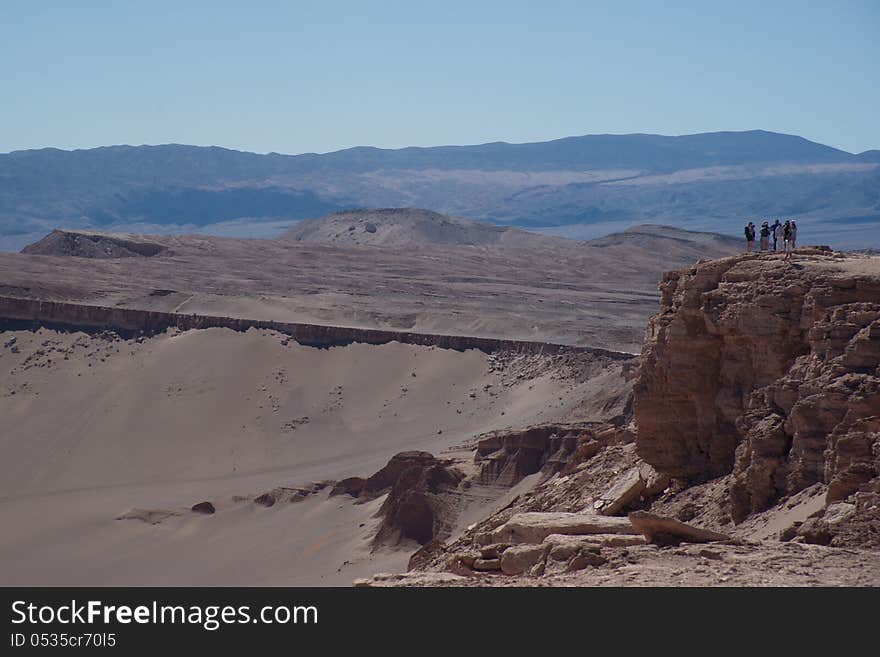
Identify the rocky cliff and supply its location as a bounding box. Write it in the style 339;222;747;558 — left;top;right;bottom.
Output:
634;248;880;523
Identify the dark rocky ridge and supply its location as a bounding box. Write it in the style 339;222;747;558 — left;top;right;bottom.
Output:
0;295;632;358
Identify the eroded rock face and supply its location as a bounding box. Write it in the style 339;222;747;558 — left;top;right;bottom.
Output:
474;425;581;486
634;251;880;522
475;422;633;487
370;452;464;547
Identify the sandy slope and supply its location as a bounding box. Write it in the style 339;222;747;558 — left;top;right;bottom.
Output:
0;326;623;585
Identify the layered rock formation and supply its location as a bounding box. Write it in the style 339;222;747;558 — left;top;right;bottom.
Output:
634;249;880;523
473;423;615;487
366;452;464;547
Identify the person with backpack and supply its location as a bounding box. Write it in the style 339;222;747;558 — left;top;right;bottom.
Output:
783;220;793;259
744;222;756;252
771;219;782;251
759;222;771;251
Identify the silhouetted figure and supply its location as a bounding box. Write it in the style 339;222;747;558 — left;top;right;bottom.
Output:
759;222;770;251
744;222;756;252
790;220;797;250
771;219;781;251
783;220;793;259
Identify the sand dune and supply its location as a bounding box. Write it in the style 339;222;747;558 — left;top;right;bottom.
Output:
0;326;625;585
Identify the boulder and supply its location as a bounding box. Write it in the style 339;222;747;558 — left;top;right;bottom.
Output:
543;535;606;573
638;462;671;496
500;544;550;575
253;493;276;507
191;501;215;514
823;502;856;525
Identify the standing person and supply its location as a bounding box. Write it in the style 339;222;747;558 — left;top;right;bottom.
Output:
790;220;798;250
760;222;770;251
744;222;756;252
783;220;793;259
771;219;781;251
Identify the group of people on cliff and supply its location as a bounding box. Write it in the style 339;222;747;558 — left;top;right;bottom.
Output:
744;219;797;258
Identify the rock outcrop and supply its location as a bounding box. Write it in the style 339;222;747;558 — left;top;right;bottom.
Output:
368;452;465;547
475;423;608;487
634;250;880;522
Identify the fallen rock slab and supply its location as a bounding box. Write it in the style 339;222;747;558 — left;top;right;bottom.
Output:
491;512;638;544
593;467;646;515
628;511;731;545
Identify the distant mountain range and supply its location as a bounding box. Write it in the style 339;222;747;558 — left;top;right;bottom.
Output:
2;130;878;250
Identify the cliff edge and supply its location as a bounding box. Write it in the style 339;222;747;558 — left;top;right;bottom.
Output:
635;248;880;528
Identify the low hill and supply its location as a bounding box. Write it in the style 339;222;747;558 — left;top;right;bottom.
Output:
21;229;168;258
279;209;744;256
279;208;565;247
588;224;742;252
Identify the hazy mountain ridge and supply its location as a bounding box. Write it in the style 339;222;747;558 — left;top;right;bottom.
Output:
2;130;878;250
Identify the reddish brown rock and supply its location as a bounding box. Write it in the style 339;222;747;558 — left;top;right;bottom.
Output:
634;253;880;524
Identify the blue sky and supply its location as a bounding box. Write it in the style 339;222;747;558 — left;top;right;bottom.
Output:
2;0;878;154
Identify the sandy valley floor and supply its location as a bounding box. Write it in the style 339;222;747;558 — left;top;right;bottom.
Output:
0;326;621;585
